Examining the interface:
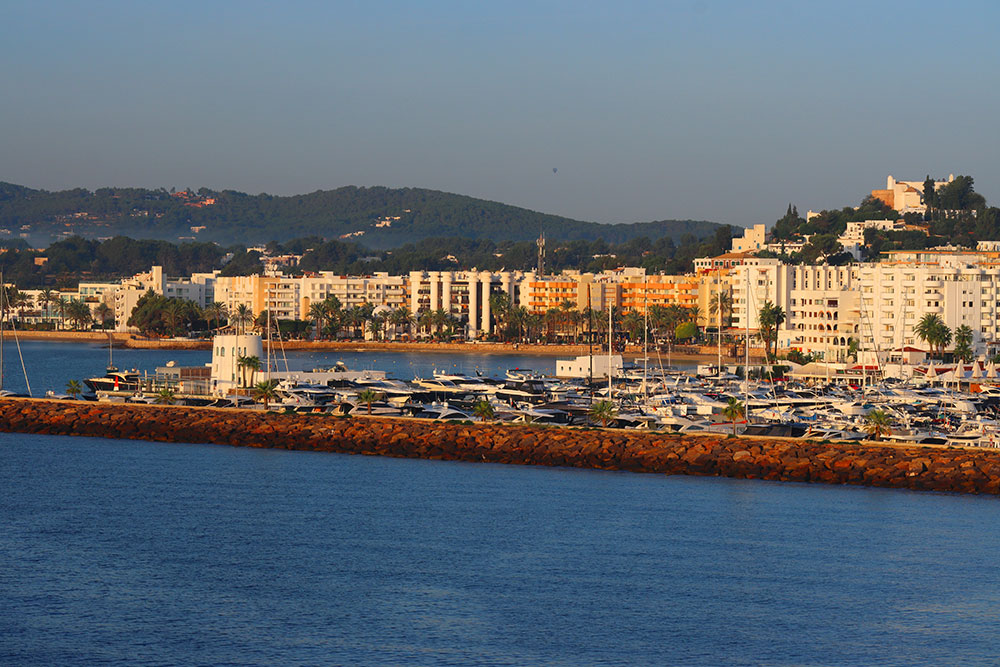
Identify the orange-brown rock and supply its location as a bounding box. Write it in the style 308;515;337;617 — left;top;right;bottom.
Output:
2;398;1000;496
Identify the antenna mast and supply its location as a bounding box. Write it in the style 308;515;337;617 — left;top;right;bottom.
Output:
536;232;546;277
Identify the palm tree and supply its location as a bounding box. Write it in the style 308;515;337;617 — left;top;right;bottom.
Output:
389;307;413;340
232;304;253;335
864;410;892;441
251;379;278;409
38;288;56;325
154;388;177;405
415;309;432;337
621;311;645;344
757;301;786;362
94;302;114;330
558;300;578;342
308;302;328;339
238;355;261;388
356;388;381;415
954;324;975;363
472;398;495;423
55;296;70;330
205;301;228;332
489;292;512;340
709;289;733;328
161;301;187;336
430;308;451;339
687;305;702;332
321;296;343;338
589;400;618;428
916;313;950;359
6;287;29;321
65;379;84;399
65;301;92;331
936;324;953;360
722;397;745;435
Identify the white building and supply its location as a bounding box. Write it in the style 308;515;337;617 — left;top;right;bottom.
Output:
731;259;858;361
854;260;1000;361
731;224;767;253
114;266;219;332
300;272;407;316
409;270;521;338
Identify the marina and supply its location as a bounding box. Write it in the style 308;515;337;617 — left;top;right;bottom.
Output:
12;334;1000;447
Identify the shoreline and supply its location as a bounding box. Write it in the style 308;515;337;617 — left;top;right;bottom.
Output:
5;330;764;363
1;398;998;496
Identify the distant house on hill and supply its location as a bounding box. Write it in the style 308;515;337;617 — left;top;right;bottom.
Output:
871;174;954;214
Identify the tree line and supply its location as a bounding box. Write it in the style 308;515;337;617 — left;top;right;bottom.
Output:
0;226;736;290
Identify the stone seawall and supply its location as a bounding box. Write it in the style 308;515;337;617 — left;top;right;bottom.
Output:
2;398;1000;496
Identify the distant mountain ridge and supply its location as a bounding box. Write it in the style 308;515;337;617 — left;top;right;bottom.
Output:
0;182;726;248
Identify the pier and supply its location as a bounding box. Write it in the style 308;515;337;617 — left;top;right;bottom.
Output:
3;398;1000;496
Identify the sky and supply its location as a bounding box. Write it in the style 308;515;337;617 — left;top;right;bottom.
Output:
2;0;999;228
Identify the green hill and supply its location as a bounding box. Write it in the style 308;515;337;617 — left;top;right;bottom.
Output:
0;183;724;249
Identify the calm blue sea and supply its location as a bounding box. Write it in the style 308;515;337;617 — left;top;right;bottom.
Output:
2;434;1000;665
2;342;1000;664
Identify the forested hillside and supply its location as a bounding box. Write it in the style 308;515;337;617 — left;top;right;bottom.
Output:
0;226;735;289
0;183;723;249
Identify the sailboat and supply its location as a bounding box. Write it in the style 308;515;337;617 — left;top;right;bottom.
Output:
83;334;140;393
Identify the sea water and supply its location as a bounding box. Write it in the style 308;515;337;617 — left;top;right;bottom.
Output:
2;434;999;665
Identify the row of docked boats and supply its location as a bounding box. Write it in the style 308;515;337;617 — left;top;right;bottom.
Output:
57;334;1000;447
69;358;1000;447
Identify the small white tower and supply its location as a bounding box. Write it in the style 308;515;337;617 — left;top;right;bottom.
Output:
210;333;264;396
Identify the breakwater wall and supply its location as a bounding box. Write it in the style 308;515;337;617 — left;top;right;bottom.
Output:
2;398;1000;496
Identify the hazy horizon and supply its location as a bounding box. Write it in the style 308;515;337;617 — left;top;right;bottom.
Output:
3;1;998;229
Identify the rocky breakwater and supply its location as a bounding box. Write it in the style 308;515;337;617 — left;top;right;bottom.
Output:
2;398;1000;495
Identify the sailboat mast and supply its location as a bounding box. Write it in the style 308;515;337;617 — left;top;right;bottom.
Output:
643;282;648;401
717;266;722;379
588;283;593;404
607;291;613;397
744;265;750;422
266;284;273;383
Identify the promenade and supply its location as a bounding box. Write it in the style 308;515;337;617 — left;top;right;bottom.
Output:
8;330;765;363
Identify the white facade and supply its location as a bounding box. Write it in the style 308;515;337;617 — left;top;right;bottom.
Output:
113;266;219;332
409;270;521;337
210;333;265;396
731;258;784;333
731;224;766;253
301;272;406;316
855;262;1000;358
781;265;858;361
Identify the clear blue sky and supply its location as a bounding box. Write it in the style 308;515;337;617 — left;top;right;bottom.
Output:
2;0;998;228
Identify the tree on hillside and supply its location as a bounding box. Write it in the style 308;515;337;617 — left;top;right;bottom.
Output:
922;175;937;211
936;175;985;211
771;204;806;240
